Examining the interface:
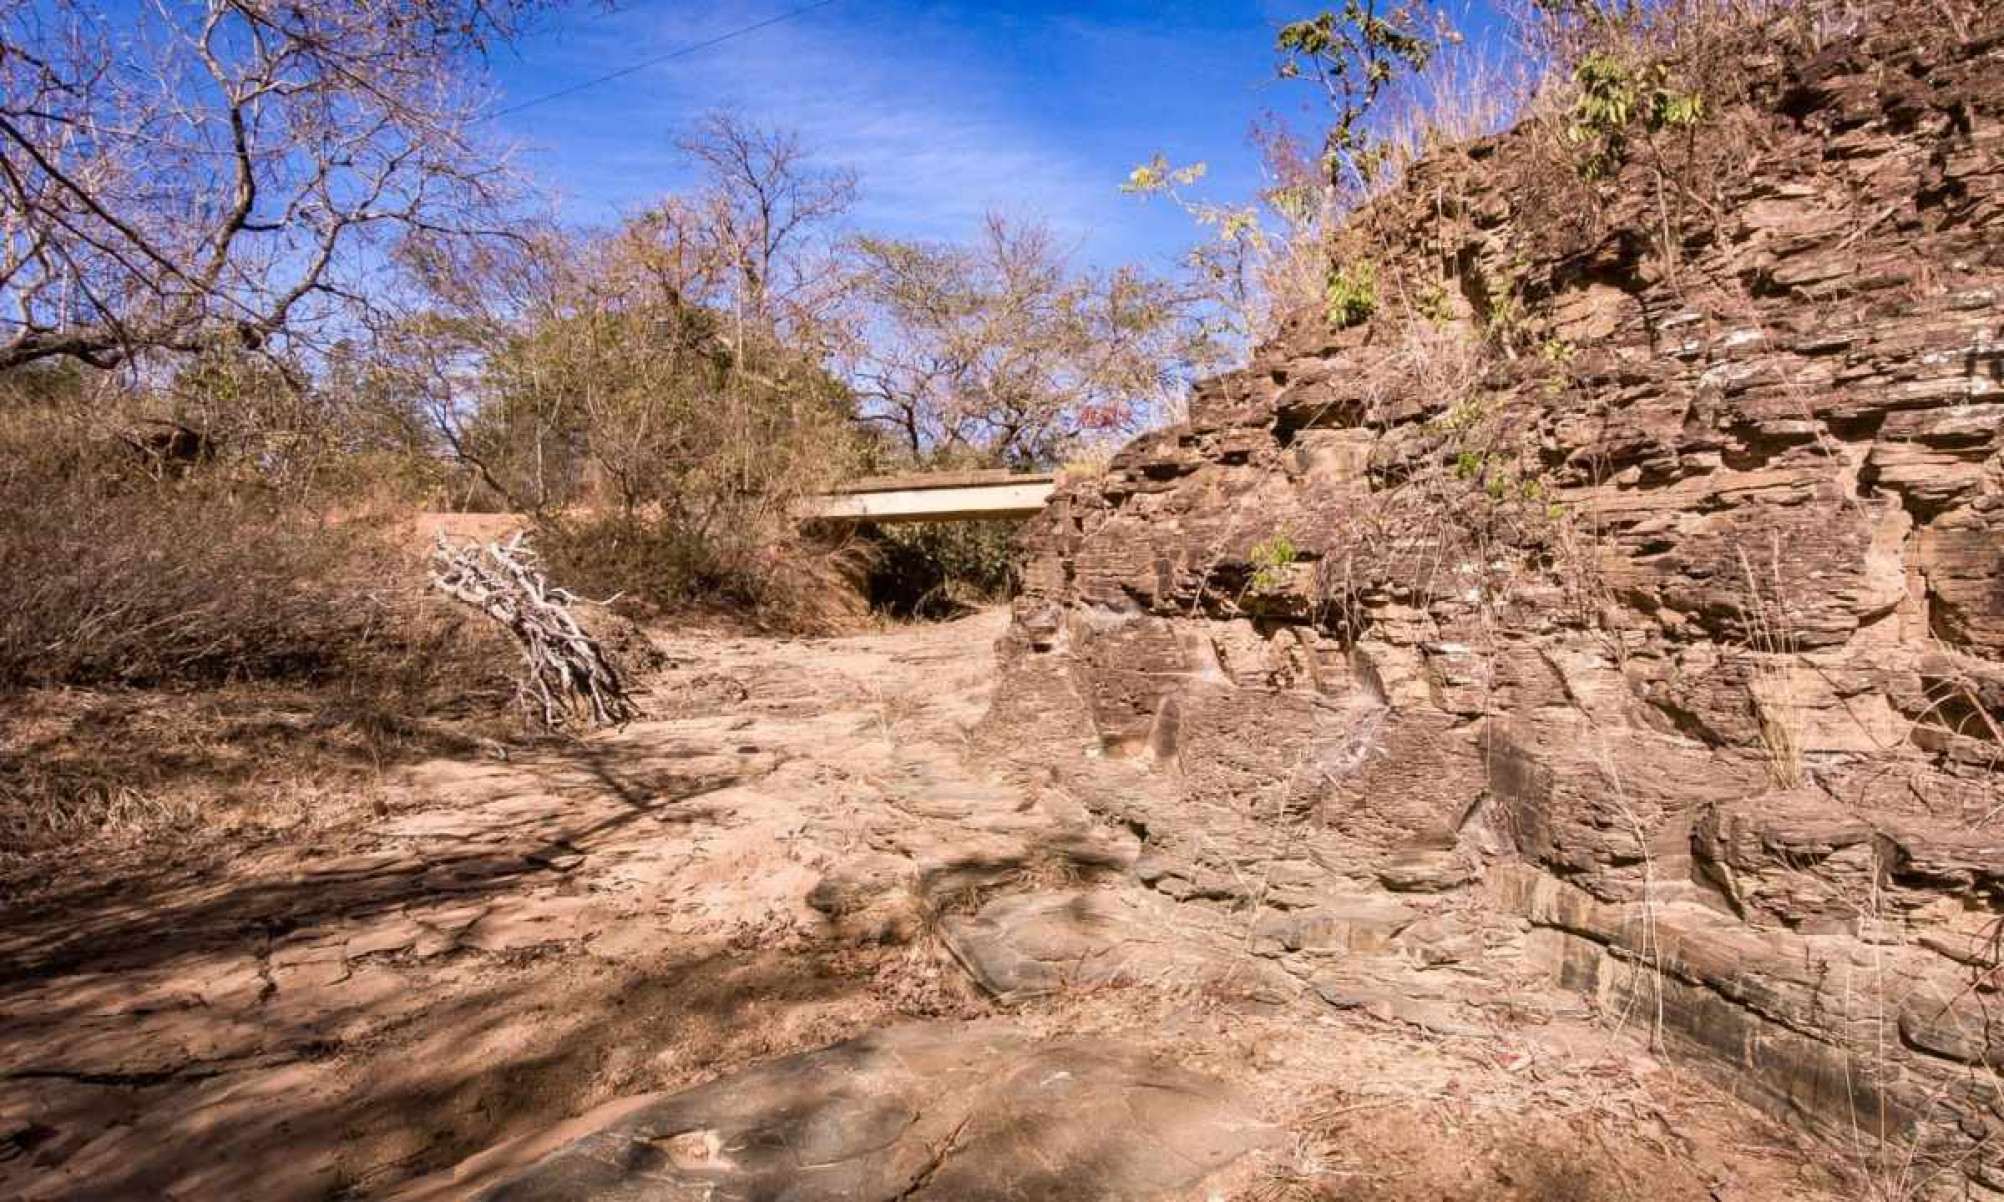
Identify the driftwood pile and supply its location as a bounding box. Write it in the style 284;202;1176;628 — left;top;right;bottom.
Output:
429;533;639;728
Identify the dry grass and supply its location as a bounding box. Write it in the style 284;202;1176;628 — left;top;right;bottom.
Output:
0;403;540;853
538;512;876;634
0;394;508;693
1735;540;1805;790
0;679;521;863
1371;27;1540;197
5;494;443;687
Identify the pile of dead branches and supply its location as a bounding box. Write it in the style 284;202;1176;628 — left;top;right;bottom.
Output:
429;533;640;728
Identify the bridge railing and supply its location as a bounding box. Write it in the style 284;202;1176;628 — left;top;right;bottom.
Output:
798;470;1056;524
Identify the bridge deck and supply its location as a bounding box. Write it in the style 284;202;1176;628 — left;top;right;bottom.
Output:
799;470;1056;524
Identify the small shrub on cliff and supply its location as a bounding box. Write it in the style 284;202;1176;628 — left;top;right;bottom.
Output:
1564;51;1706;178
1415;281;1454;324
1250;533;1301;591
1121;132;1340;351
1325;260;1381;328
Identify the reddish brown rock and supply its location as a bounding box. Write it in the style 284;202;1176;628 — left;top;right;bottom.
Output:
982;7;2004;1193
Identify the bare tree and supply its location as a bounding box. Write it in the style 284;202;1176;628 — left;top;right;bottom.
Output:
672;112;857;353
846;214;1220;466
380;221;574;513
0;0;546;372
388;115;865;517
391;201;856;522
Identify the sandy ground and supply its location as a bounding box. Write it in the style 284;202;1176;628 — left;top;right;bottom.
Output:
1;610;1850;1200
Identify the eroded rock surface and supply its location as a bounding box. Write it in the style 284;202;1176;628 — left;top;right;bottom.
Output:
940;889;1289;1002
982;9;2004;1193
467;1021;1275;1202
0;616;1049;1200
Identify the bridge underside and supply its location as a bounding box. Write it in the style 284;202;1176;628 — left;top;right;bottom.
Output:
799;471;1055;524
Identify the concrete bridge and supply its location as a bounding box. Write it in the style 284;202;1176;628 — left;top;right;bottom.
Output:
799;469;1056;525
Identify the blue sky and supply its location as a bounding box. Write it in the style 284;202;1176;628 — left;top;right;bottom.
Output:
482;1;1349;273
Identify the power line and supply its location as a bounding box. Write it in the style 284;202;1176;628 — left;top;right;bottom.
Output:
1;3;841;160
482;0;843;121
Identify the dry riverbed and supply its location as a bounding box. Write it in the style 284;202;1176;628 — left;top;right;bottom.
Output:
2;611;1847;1200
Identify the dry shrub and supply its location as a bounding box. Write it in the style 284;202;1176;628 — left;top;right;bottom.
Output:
0;401;524;850
758;537;878;634
0;361;503;690
12;493;373;686
537;513;874;635
863;520;1020;620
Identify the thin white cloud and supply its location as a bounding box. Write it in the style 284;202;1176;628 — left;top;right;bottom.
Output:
499;3;1119;250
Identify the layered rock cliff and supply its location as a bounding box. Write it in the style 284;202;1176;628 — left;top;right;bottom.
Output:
983;9;2004;1191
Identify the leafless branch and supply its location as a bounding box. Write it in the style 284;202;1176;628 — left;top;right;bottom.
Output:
0;0;546;372
429;533;639;729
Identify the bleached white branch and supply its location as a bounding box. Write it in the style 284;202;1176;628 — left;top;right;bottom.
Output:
429;532;639;729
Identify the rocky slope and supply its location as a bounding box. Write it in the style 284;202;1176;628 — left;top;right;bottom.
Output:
983;9;2004;1191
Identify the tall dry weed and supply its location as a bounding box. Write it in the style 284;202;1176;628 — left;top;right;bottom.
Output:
1735;539;1805;790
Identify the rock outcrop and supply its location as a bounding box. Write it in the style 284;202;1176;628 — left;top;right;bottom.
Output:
984;9;2004;1191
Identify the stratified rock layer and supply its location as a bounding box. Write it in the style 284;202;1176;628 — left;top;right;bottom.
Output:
984;11;2004;1192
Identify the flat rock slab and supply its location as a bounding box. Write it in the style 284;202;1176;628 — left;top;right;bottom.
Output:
940;890;1288;1003
472;1020;1274;1201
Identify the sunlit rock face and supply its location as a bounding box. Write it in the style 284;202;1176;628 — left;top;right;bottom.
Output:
983;9;2004;1190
